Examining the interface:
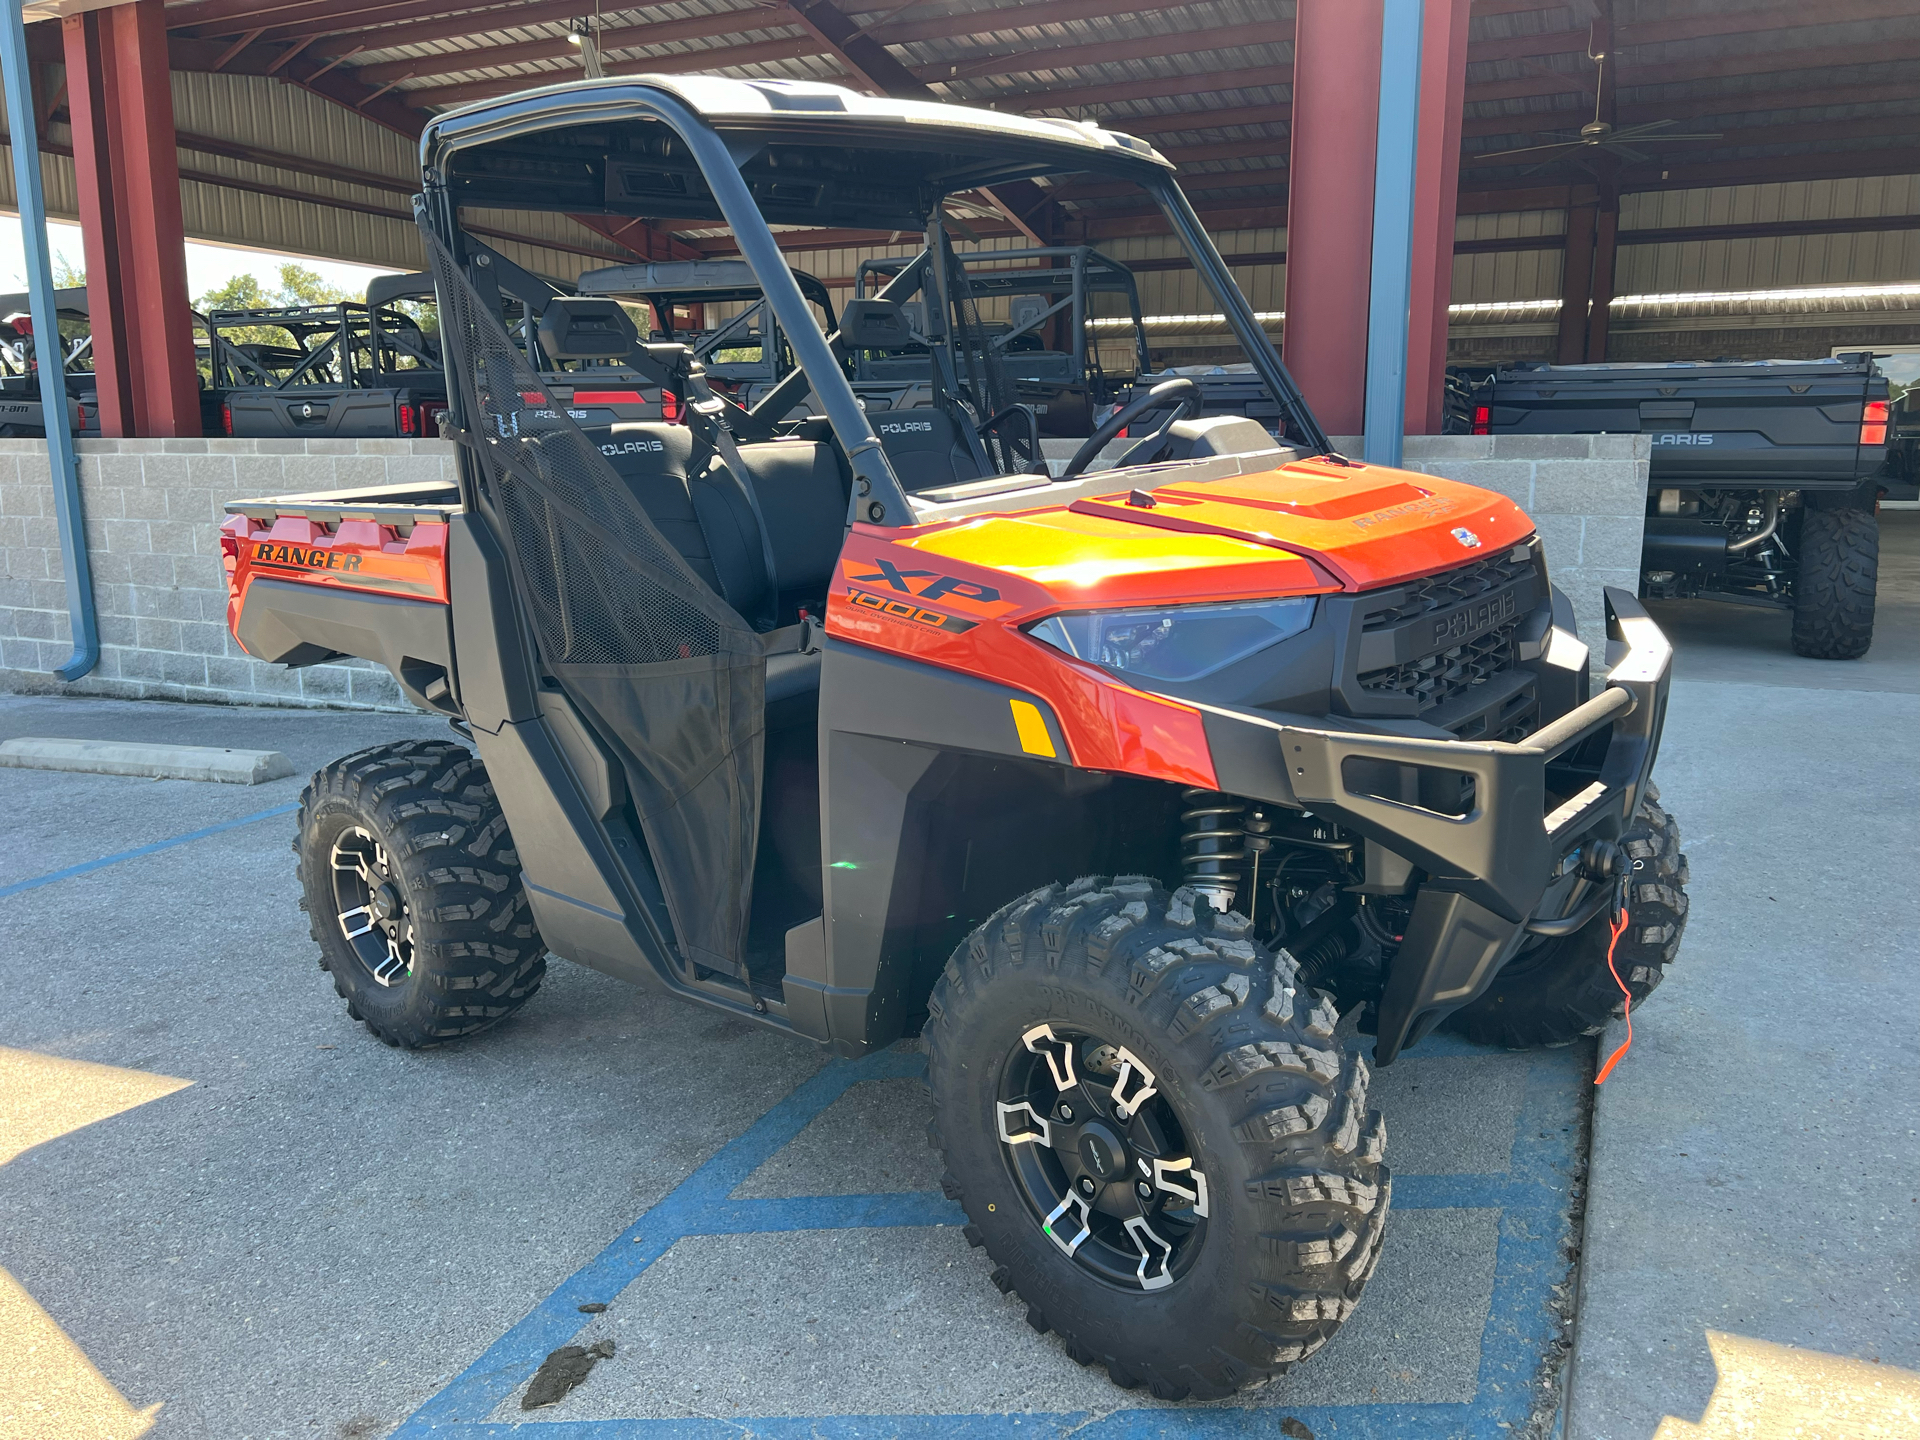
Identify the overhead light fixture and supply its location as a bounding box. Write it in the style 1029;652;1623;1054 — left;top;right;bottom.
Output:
570;17;605;78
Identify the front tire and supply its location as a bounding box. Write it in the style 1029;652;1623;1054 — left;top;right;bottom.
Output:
295;738;546;1048
926;878;1389;1400
1791;506;1877;659
1444;791;1688;1049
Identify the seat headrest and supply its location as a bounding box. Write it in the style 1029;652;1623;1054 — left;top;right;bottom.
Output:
873;409;955;450
538;297;639;361
840;298;917;353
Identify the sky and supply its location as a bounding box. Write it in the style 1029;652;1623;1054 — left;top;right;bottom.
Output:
0;215;400;306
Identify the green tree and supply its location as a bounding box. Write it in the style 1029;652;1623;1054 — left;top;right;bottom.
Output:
195;263;351;315
197;272;272;313
274;263;349;307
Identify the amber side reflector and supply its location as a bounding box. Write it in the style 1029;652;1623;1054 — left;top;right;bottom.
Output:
1010;699;1057;758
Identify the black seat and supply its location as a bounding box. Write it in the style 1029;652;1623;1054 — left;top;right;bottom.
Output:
592;423;847;703
591;423;767;619
733;438;849;599
872;407;986;492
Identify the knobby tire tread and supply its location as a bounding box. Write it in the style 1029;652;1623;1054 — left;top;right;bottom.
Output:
1444;791;1688;1049
1791;506;1877;660
924;877;1389;1401
295;738;545;1048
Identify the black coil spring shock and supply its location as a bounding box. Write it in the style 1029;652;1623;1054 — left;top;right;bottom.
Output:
1179;789;1246;912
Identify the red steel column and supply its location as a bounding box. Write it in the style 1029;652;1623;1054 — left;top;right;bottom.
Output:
1282;0;1384;440
106;1;199;436
1585;188;1619;362
62;10;134;435
1555;199;1598;364
1403;0;1471;434
58;1;198;437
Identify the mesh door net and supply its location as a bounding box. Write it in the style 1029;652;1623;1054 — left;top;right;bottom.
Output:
423;224;766;979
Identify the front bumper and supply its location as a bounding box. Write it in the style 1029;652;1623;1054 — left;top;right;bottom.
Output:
1194;587;1672;1063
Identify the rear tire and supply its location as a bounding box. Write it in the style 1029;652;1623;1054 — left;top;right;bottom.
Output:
295;738;545;1048
925;878;1389;1400
1791;506;1877;659
1444;791;1687;1049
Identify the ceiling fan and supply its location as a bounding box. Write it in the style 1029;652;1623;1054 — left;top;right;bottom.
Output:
1474;34;1722;169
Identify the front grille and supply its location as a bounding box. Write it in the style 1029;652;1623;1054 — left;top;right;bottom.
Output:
1358;625;1518;711
1360;547;1538;631
1345;543;1542;737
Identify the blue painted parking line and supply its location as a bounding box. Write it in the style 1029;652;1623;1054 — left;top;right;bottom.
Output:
394;1038;1585;1438
0;802;299;900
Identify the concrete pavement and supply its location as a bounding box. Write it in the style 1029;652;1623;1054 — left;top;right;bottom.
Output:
3;516;1915;1438
1;692;1585;1438
1567;511;1920;1437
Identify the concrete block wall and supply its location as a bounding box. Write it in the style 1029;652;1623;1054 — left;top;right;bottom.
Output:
1;432;1647;713
0;439;457;712
1333;433;1652;666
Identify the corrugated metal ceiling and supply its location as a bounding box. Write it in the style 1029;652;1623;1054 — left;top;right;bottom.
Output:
107;0;1920;330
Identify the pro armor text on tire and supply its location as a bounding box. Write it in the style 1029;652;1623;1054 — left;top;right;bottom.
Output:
1445;790;1688;1049
295;738;546;1048
925;877;1389;1400
1792;506;1877;659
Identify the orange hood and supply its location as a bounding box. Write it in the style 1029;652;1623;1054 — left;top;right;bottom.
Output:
889;455;1537;612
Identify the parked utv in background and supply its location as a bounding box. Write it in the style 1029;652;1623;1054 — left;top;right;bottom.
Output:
209;275;451;438
575;257;836;409
0;286;98;437
1475;356;1892;658
853;245;1151;436
219;76;1687;1402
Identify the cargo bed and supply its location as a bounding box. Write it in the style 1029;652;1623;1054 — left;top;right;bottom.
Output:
220;481;464;713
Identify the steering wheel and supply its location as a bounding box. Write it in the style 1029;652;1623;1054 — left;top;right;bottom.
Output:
1058;377;1202;481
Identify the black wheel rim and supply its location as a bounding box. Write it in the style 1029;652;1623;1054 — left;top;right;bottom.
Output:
995;1024;1209;1291
330;826;414;987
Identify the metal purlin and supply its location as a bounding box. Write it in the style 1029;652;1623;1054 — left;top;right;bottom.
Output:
1;0;97;680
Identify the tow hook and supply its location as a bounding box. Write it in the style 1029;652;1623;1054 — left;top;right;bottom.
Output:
1577;838;1626;884
1528;838;1629;937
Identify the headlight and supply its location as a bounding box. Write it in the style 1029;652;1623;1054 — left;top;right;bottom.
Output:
1025;596;1317;682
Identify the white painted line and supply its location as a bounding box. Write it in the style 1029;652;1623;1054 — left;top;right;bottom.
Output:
0;737;296;785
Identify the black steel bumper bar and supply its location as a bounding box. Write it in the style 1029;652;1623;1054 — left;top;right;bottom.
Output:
1194;587;1672;1064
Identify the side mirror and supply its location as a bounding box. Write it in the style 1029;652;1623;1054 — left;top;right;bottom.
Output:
837;298;917;353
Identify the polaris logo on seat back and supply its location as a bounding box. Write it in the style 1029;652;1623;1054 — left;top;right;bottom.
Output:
1652;433;1714;445
600;438;666;456
879;419;934;435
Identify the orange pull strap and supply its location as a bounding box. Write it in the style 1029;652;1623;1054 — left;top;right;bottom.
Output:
1594;902;1634;1085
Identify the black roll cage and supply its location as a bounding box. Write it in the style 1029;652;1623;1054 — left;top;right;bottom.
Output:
576;260;838;384
205;299;441;391
854;244;1152;383
417;77;1330;526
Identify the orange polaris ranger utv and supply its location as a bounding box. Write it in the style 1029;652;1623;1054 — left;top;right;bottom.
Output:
221;77;1688;1399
